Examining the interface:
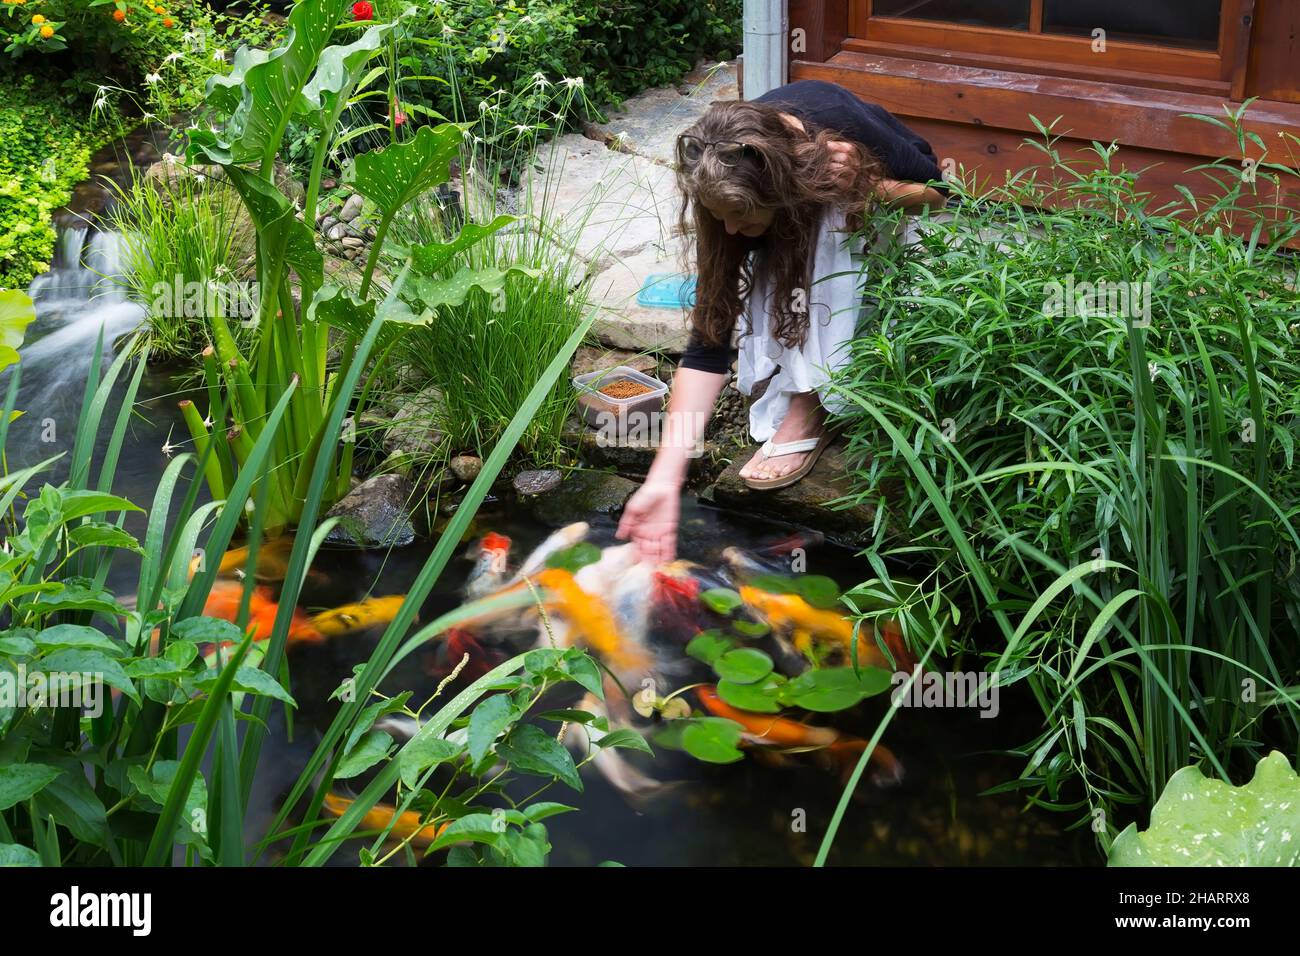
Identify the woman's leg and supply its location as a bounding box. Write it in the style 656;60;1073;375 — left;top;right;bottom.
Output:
736;389;829;481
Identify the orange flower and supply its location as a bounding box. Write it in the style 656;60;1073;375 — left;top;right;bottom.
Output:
154;4;164;12
39;23;52;37
162;16;173;26
112;8;125;20
30;12;43;22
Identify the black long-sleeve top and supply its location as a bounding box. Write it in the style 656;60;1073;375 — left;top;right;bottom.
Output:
678;80;944;374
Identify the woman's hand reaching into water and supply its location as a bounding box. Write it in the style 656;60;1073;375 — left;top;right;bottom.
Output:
621;334;727;565
617;479;682;564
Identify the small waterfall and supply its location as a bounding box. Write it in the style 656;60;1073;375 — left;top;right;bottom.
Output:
27;225;130;304
4;223;145;447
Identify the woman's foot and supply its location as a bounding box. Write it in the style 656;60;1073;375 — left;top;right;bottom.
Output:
738;390;829;483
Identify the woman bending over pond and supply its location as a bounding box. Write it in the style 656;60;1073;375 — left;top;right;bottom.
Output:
617;79;948;563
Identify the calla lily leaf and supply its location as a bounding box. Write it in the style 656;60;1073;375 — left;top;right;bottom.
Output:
1108;751;1300;867
203;0;350;166
346;122;467;220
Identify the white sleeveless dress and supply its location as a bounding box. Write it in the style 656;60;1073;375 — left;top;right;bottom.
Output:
735;206;913;442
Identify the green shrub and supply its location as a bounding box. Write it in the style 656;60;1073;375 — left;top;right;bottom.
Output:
0;68;121;290
396;0;740;179
827;115;1300;852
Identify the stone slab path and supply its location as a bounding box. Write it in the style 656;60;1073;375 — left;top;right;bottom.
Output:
520;60;738;353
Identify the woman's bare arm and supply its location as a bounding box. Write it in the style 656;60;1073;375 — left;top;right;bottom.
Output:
873;177;947;211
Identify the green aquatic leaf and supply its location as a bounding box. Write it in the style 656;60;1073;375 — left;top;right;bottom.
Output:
1108;751;1300;867
299;18;402;127
715;675;785;713
218;166;323;292
714;647;774;684
559;649;603;699
778;666;892;713
195;666;295;706
681;717;746;764
747;573;798;595
796;575;842;609
66;521;144;553
0;631;36;657
498;823;551;867
522;802;577;823
701;587;743;615
685;630;734;665
430;813;502;852
731;619;771;638
34;583;129;618
544;542;602;573
33;766;111;849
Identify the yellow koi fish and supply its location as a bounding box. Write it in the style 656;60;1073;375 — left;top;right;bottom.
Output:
309;595;407;637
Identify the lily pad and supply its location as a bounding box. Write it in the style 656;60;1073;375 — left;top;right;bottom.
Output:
716;675;785;713
778;666;892;713
795;575;842;609
731;619;771;638
685;630;734;666
1108;751;1300;867
544;542;602;574
700;587;743;615
713;647;774;684
680;717;746;764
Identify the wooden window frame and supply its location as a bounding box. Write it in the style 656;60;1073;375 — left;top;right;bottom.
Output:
844;0;1257;98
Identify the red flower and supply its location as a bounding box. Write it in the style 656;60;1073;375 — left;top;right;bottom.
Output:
351;1;373;20
392;98;407;126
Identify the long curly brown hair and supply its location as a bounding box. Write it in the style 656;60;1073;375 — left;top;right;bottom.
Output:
675;99;886;351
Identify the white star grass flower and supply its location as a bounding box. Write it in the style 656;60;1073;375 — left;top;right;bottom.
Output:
164;51;184;64
213;48;226;63
560;76;584;89
145;72;162;84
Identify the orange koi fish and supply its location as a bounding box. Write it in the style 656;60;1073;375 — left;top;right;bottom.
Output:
320;792;449;848
198;579;324;646
695;685;904;785
528;567;655;678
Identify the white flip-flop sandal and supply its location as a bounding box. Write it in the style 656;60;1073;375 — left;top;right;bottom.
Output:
742;430;835;490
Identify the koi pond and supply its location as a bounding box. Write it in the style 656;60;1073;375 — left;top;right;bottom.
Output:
4;225;1092;868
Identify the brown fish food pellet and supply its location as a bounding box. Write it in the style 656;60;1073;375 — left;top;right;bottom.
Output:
598;379;653;399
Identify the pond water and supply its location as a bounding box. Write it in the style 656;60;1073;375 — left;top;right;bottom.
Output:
6;222;1094;867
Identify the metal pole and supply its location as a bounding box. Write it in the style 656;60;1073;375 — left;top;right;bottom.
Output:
742;0;788;100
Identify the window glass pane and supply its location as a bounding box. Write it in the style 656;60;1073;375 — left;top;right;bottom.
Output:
873;0;1031;30
1043;0;1221;50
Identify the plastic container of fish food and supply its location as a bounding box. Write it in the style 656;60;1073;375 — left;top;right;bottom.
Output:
572;365;668;432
